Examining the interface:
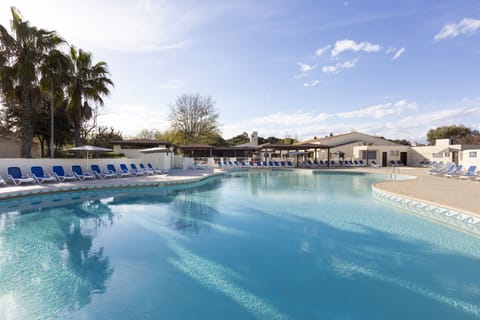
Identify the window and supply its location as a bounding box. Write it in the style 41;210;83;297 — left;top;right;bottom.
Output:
390;150;399;156
432;152;443;158
469;151;477;158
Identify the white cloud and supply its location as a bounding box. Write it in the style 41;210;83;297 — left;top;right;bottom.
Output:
337;100;417;119
331;39;382;57
98;103;170;137
392;47;405;60
221;99;480;142
322;59;357;74
0;1;205;53
297;62;316;73
315;45;331;57
304;80;320;87
395;107;479;128
434;18;480;41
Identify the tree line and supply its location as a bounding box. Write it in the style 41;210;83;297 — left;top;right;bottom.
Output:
145;94;480;147
0;7;114;157
139;93;299;146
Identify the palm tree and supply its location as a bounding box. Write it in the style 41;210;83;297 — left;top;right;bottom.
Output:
0;7;64;157
66;46;113;147
39;49;73;156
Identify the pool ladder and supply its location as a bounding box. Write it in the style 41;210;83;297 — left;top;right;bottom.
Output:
385;166;399;180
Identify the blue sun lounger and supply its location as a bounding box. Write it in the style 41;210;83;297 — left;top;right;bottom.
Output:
119;163;135;176
7;166;36;185
147;163;167;174
139;163;155;175
107;164;131;177
91;164;117;179
52;166;77;182
72;165;96;180
459;165;477;180
31;166;57;183
444;165;463;178
129;163;146;176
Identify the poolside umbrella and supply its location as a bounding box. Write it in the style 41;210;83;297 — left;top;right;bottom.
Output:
65;145;113;168
139;147;170;154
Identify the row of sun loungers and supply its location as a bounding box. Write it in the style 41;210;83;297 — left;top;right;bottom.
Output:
298;159;376;168
0;163;168;186
217;160;294;168
217;159;383;169
427;163;479;180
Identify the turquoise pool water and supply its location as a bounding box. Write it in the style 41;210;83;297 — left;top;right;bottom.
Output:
0;170;479;319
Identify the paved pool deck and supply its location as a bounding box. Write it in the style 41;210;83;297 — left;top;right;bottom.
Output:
0;167;478;216
369;167;479;216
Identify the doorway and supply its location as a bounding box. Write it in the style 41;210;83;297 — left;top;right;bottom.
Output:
382;152;388;167
400;152;408;166
452;151;459;165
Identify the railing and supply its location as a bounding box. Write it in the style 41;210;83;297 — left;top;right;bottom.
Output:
385;165;399;180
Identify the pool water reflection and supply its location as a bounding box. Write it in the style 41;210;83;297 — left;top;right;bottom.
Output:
0;171;479;319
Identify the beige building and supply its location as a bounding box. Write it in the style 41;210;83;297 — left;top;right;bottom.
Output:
304;132;410;167
303;132;480;168
411;138;480;167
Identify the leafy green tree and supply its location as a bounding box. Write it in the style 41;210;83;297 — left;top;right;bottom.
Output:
87;126;122;149
0;7;64;157
66;46;113;147
33;96;73;156
279;137;298;144
426;125;472;145
169;94;220;144
377;136;411;145
258;136;280;144
226;132;250;146
38;49;73;156
203;132;226;146
136;128;162;140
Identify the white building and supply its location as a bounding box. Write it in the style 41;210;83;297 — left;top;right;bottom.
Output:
303;132;410;167
411;138;480;167
302;132;480;167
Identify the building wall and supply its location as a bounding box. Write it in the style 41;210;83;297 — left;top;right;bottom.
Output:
0;138;41;158
112;144;173;169
354;145;410;166
0;156;173;179
460;149;480;168
409;146;453;165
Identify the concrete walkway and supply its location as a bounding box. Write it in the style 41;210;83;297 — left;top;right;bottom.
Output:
371;167;479;216
0;167;478;216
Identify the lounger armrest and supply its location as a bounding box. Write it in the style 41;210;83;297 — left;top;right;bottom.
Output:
7;174;16;184
31;173;41;183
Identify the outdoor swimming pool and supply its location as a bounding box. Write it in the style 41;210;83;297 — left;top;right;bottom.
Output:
0;170;479;319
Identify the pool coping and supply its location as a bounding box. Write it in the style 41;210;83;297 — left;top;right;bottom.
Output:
312;168;480;236
0;171;226;201
0;167;478;234
372;185;480;237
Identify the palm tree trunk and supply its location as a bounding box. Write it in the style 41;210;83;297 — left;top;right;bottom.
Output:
20;89;33;158
74;126;82;147
73;103;82;146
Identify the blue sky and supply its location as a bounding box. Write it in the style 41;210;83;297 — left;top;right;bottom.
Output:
2;0;480;142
